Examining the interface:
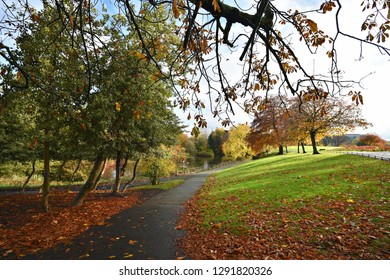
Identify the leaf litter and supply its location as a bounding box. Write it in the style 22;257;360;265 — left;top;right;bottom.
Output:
178;192;390;260
0;189;160;259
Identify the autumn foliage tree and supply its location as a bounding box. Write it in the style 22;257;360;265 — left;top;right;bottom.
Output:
247;91;371;155
222;124;253;160
290;89;371;154
356;134;388;148
247;96;292;155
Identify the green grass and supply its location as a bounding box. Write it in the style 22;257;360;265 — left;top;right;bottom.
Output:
130;179;185;191
197;153;390;230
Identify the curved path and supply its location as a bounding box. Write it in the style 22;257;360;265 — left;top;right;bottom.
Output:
23;165;235;260
344;151;390;162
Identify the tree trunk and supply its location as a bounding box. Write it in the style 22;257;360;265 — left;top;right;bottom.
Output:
121;158;140;193
301;142;307;154
121;152;129;177
55;160;67;183
112;150;122;196
42;140;50;212
92;158;106;190
297;143;300;154
67;158;82;192
21;160;36;193
310;131;320;154
278;145;284;155
285;146;288;153
71;153;104;207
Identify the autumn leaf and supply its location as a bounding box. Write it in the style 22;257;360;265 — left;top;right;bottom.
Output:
31;13;41;22
108;255;116;259
115;102;121;112
306;19;318;32
128;240;138;245
212;0;221;13
358;94;364;105
123;253;134;259
69;15;74;28
191;126;200;137
173;0;180;18
78;253;90;259
17;71;23;81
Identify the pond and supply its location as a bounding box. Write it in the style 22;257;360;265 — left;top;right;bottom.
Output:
185;155;223;170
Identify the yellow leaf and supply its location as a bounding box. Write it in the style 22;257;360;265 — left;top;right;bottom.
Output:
347;199;354;203
123;253;134;259
108;255;116;259
115;102;121;112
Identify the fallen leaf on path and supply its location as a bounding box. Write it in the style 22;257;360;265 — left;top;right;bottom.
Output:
128;240;138;245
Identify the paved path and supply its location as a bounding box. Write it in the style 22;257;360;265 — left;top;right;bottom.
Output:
23;165;235;260
344;151;390;162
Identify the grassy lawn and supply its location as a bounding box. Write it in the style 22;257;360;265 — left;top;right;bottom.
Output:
179;153;390;259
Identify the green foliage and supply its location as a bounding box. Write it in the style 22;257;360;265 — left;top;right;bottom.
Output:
208;128;228;156
142;146;177;185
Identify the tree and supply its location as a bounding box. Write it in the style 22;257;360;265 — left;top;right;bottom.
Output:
247;96;291;155
2;1;96;211
222;124;253;160
356;134;387;147
1;1;389;129
143;146;177;185
290;89;371;154
208;128;228;156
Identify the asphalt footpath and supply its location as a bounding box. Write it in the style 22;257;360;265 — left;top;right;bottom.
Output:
22;165;236;260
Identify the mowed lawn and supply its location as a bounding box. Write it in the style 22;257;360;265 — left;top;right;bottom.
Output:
179;153;390;259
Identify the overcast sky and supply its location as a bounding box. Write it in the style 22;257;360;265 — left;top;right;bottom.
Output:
176;0;390;140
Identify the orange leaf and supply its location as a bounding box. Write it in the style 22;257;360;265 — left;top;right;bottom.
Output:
307;19;318;32
173;0;179;18
212;0;221;13
128;240;138;245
